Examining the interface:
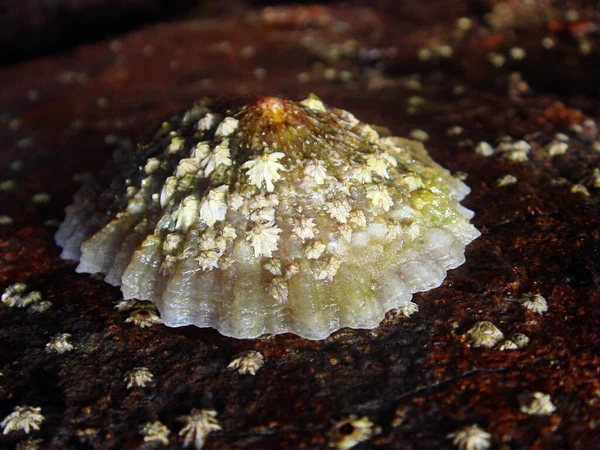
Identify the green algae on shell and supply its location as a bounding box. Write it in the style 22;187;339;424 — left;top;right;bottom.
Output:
55;94;480;339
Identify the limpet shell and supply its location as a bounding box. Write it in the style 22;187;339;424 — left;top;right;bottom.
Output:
56;94;480;339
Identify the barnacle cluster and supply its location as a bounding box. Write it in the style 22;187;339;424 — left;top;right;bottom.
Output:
56;94;479;339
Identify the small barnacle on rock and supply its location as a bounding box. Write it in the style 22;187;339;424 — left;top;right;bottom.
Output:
124;367;154;388
2;283;28;307
0;215;14;226
28;301;52;314
56;95;479;339
519;392;556;416
447;424;491;450
178;409;221;450
546;140;568;156
571;184;590;197
496;339;518;351
497;174;517;187
328;415;380;450
46;333;74;354
512;333;530;348
227;350;264;375
519;292;548;314
395;301;419;317
466;321;504;348
475;141;494;157
1;406;44;435
126;309;162;328
140;420;171;446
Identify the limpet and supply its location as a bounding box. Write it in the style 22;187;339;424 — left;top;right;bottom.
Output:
56;94;480;339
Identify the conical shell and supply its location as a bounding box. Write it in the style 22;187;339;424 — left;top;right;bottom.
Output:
56;95;480;339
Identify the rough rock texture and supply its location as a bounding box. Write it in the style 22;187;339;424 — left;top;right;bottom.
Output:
1;1;599;449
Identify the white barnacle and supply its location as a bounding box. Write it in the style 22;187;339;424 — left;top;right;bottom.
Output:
475;141;495;157
497;174;517;187
28;301;52;314
202;140;232;177
191;141;211;160
144;158;161;174
366;185;394;211
214;117;239;137
168;136;185;154
228;350;265;375
303;159;329;184
246;222;282;258
396;301;419;318
199;186;228;227
316;257;342;281
496;340;519;351
196;250;221;272
546;140;568;156
466;321;504;348
366;154;391;178
409;129;429;142
339;224;353;242
325;200;351;224
140;420;171;446
349;210;366;228
267;277;288;303
126;309;162;328
45;333;74;354
175;195;200;232
519;292;548;314
178;409;221;450
512;333;530;348
250;207;275;223
263;258;282;276
328;415;380;450
2;282;28;307
0;215;14;226
305;241;326;260
350;165;373;184
163;233;184;255
241;151;286;192
124;367;154;389
1;406;44;435
571;184;590;197
197;113;219;131
519;392;556;416
159;177;178;207
284;264;300;280
447;424;491;450
400;175;425;192
300;95;327;112
175;158;200;179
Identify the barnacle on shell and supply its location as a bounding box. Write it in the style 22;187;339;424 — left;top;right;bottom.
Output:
56;94;480;339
